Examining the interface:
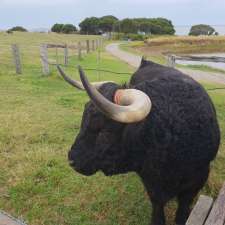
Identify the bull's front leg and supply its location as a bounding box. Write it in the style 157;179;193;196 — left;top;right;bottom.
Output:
150;200;166;225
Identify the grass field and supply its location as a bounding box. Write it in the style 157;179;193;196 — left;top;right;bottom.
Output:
0;33;225;225
144;35;225;54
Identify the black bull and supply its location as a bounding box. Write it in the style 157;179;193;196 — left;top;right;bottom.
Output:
62;59;220;225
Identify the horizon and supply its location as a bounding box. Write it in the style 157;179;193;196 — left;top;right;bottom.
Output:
1;24;225;36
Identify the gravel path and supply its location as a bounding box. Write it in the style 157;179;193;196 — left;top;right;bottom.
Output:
106;43;225;85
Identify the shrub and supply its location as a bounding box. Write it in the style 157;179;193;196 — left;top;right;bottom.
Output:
112;33;147;41
124;33;146;41
189;24;216;36
8;26;27;32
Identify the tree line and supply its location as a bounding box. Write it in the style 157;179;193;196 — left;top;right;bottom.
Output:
6;16;218;37
51;16;175;35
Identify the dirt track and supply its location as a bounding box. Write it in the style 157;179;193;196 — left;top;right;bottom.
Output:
106;43;225;85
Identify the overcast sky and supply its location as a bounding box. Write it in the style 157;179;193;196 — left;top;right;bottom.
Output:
1;0;225;30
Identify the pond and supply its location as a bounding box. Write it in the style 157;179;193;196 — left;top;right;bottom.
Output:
176;53;225;71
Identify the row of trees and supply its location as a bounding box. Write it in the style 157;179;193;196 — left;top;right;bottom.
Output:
49;16;175;35
78;16;175;35
6;19;219;37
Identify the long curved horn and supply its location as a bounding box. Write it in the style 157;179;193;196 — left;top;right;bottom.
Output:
78;66;152;123
57;65;84;90
57;65;112;90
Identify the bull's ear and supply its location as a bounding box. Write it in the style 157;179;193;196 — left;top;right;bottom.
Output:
140;56;148;68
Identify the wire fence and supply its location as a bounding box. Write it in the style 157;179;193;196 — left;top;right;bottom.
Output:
0;39;104;75
0;41;225;92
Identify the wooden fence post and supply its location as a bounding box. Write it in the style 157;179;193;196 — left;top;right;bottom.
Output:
95;39;98;49
78;41;82;60
11;44;22;74
86;40;90;53
40;44;50;75
64;45;68;66
99;39;103;50
92;40;95;51
167;55;176;68
55;47;59;64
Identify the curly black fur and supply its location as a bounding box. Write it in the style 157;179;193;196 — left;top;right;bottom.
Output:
68;59;220;225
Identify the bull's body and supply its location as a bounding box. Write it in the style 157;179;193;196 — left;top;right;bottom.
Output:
68;59;220;225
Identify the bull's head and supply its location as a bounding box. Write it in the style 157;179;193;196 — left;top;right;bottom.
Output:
57;65;152;176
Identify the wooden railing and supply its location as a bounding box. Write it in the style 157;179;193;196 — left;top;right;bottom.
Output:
186;182;225;225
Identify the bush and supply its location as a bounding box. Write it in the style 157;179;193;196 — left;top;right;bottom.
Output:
189;24;216;36
112;33;147;41
124;33;146;41
8;26;27;32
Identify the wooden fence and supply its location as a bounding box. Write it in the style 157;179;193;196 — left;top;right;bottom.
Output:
167;54;225;68
9;38;103;75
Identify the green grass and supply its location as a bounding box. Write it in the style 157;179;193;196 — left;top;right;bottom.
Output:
0;33;225;225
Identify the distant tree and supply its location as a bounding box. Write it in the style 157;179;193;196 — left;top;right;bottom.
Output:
8;26;27;32
79;17;100;35
120;18;138;34
189;24;215;36
61;24;77;34
51;23;64;33
99;15;118;33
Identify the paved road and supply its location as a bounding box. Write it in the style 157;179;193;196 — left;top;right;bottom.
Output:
106;43;142;68
106;43;225;85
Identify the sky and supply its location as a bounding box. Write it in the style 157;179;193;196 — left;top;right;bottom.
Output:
1;0;225;31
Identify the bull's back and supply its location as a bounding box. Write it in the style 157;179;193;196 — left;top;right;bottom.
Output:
137;73;220;166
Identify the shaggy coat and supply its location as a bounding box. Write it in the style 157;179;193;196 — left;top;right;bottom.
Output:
68;59;220;225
